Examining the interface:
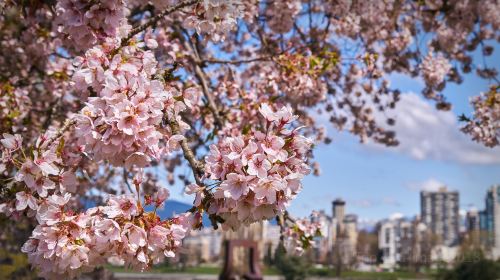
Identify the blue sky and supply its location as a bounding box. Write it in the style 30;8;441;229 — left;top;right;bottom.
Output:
165;44;500;226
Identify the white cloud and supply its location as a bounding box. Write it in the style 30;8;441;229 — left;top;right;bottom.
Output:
389;212;404;220
370;92;500;164
406;178;447;192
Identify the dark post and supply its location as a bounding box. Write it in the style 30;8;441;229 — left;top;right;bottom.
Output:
219;240;263;280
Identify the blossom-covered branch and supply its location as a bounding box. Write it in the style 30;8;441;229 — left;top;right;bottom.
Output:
0;0;499;278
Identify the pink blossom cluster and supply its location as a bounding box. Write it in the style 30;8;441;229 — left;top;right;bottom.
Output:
462;88;500;147
45;57;76;99
183;0;244;42
15;150;61;198
150;0;177;11
0;133;78;219
265;0;302;34
283;213;322;255
1;133;23;174
72;40;186;168
199;104;312;230
435;25;467;54
55;0;129;50
152;29;184;65
21;191;191;279
244;60;328;109
275;54;328;105
420;51;452;87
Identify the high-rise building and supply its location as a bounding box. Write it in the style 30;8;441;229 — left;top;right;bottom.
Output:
333;198;346;230
308;198;357;266
466;208;480;231
479;185;500;258
420;187;460;246
344;214;358;252
464;208;481;248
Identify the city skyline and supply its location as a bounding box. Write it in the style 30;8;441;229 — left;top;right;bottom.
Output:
175;184;500;271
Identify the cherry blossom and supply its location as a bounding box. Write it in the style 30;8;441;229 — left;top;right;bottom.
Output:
420;51;452;87
462;86;500;147
182;0;245;42
21;192;192;278
55;0;129;50
15;191;38;211
72;41;185;168
203;104;312;229
1;133;22;151
283;212;322;256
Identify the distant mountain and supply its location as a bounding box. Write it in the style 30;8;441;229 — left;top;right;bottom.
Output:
81;198;280;228
157;200;211;226
81;198;211;226
357;219;378;232
156;200;192;219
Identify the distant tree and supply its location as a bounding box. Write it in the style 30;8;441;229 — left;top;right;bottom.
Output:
357;230;378;263
376;249;384;265
264;243;274;266
274;243;311;280
435;249;500;280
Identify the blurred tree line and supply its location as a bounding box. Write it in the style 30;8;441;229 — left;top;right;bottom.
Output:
0;216;38;279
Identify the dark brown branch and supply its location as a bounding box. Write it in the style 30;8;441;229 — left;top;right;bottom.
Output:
202;56;274;65
284;210;297;223
277;214;285;242
163;115;224;230
164;115;204;185
123;169;134;193
44;118;76;148
120;0;199;47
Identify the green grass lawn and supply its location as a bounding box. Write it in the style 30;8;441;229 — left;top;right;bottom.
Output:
341;270;426;279
107;264;431;279
310;268;429;279
107;264;280;275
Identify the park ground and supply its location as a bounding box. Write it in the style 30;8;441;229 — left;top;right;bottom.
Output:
107;265;432;280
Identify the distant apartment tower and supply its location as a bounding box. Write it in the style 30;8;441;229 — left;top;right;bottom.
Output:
305;198;357;266
466;208;480;231
333;199;346;221
377;216;429;269
420;187;460;246
479;185;500;258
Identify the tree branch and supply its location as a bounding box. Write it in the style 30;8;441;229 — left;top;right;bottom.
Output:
202;56;274;65
44;118;76;148
164;115;204;185
120;0;200;47
173;25;224;128
123;169;134;193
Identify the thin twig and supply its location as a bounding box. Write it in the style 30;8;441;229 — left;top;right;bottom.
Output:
202;56;274;65
120;0;199;47
44;118;76;148
173;25;224;128
123;169;134;193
